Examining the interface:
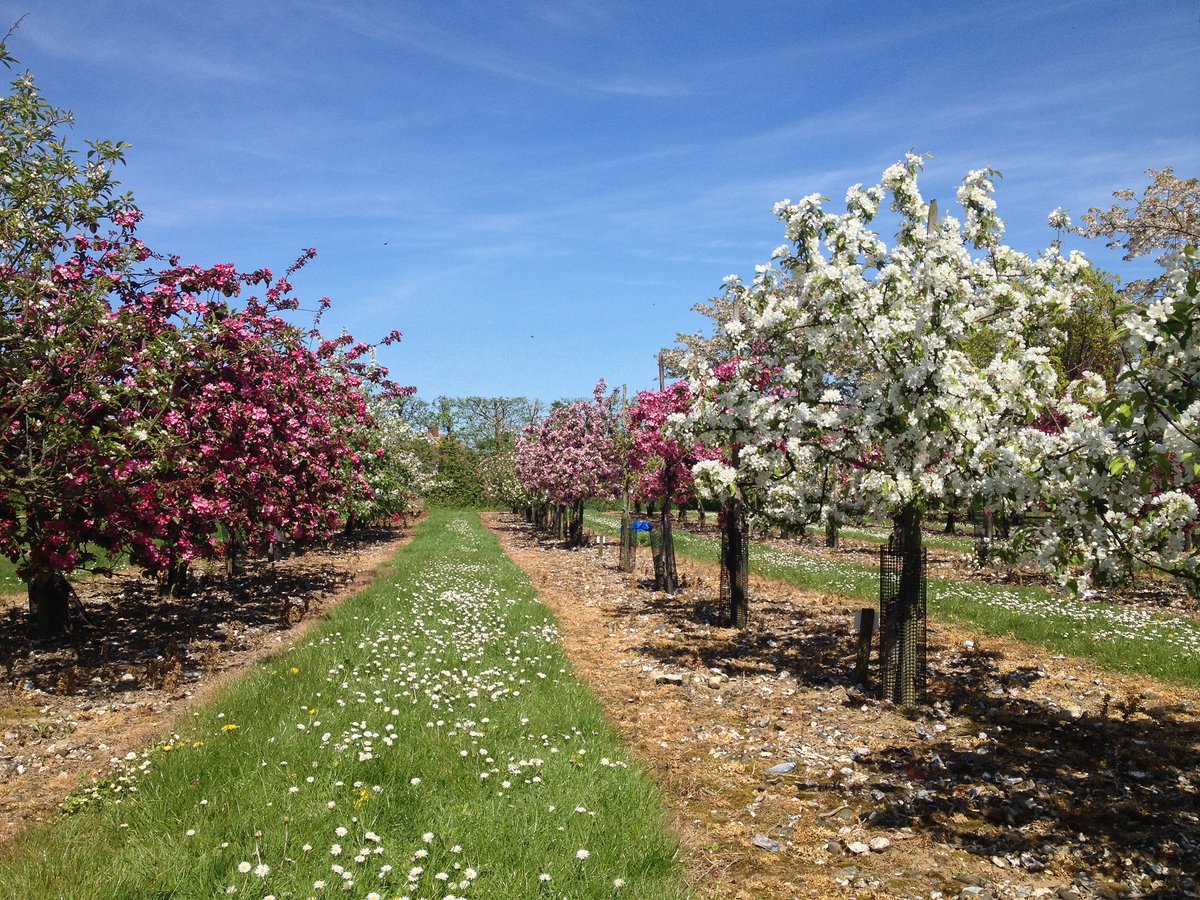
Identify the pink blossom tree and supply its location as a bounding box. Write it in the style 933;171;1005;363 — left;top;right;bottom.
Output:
626;380;722;589
516;381;621;546
0;54;409;635
136;256;406;587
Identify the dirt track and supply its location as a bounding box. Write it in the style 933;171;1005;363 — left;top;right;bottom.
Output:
484;512;1200;900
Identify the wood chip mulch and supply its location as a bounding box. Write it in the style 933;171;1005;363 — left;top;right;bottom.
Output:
484;513;1200;900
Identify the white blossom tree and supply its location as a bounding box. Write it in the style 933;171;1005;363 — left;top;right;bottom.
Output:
1016;246;1199;593
681;154;1093;701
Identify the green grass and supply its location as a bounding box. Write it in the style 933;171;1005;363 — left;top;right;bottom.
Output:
0;510;687;900
0;556;20;594
586;511;1200;688
0;547;128;595
838;524;977;554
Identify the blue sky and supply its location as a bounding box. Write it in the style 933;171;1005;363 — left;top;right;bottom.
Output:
4;0;1197;402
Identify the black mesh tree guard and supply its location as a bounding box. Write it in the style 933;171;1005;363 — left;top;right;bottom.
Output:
650;505;678;592
878;537;928;705
719;499;749;627
973;509;994;566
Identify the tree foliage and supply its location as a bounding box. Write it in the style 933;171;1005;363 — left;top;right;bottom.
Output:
1077;167;1200;300
0;48;410;634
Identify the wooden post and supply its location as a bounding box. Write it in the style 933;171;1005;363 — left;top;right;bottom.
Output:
855;607;876;685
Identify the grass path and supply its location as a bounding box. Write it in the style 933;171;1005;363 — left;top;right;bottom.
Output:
0;510;686;900
585;512;1200;687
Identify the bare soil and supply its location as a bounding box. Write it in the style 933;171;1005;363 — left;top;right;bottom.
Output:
0;522;417;848
484;513;1200;900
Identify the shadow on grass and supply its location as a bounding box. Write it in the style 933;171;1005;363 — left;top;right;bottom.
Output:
0;526;401;697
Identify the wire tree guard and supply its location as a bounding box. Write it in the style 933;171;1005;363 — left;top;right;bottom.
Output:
973;509;995;566
878;537;928;705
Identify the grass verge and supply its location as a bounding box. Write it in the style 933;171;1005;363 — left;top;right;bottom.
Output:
0;510;686;900
0;547;127;595
0;556;20;594
585;512;1200;688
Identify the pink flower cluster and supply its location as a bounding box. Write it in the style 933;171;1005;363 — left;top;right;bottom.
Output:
0;214;407;582
515;381;622;505
626;381;720;504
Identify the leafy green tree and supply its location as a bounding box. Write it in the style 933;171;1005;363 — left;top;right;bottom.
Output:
424;436;484;507
1052;265;1123;387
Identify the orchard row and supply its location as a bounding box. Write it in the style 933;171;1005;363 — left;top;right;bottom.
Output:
0;54;424;636
512;159;1198;606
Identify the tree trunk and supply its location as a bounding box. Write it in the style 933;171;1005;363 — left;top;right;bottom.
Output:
723;497;748;628
825;518;839;549
567;499;585;549
943;510;958;535
619;510;636;573
159;559;190;597
224;530;245;579
28;570;71;639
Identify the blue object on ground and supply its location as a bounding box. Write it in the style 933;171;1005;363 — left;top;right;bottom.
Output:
631;520;652;532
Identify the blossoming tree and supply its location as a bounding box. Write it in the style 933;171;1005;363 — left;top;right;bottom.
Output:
516;381;622;547
0;54;411;635
143;264;407;585
0;56;174;634
347;392;432;530
627;377;726;590
1017;246;1199;593
682;154;1092;701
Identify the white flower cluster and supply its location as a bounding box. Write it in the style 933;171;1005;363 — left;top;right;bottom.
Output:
675;157;1199;593
1017;250;1200;590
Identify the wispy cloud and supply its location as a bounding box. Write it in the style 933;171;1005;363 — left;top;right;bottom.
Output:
16;8;272;84
298;0;694;100
518;0;610;33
